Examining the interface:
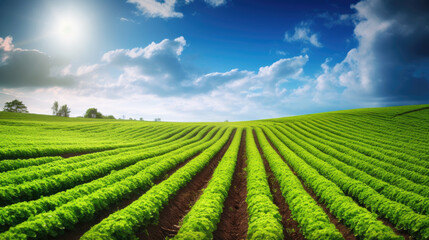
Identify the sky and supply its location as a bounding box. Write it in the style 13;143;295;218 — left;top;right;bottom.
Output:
0;0;428;121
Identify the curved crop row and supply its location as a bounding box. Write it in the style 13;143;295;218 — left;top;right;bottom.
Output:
254;128;343;240
79;128;235;240
244;127;283;240
0;126;197;186
280;123;429;196
266;125;429;239
0;127;220;232
0;156;63;172
260;126;403;240
276;124;429;215
0;128;230;240
308;118;429;164
0;126;208;205
0;124;189;174
322;116;429;154
173;128;243;239
298;120;429;173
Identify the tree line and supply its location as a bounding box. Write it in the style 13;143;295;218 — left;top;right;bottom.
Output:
2;99;154;121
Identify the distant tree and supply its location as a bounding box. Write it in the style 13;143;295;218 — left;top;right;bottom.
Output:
84;108;103;118
52;101;59;115
129;117;133;120
104;115;115;119
224;120;229;122
154;118;161;122
139;117;143;121
57;104;71;117
3;99;28;113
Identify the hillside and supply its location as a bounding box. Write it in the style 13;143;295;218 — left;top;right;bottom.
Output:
0;104;428;239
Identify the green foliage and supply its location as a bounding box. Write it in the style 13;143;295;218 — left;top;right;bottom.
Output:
3;99;28;113
244;127;283;240
80;128;233;240
174;128;242;240
57;104;71;117
84;108;103;118
0;104;428;239
255;127;343;240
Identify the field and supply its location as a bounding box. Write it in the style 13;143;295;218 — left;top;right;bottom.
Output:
0;104;428;240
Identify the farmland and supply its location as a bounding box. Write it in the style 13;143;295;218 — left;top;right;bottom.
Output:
0;104;428;240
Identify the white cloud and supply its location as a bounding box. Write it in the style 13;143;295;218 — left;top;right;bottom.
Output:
284;23;322;47
292;84;310;96
127;0;183;18
317;12;354;28
0;36;74;88
0;35;316;121
204;0;226;7
120;17;138;24
127;0;226;19
315;0;429;104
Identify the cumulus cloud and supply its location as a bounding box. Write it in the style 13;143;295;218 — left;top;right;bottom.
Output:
0;34;316;120
316;0;429;103
317;12;354;28
128;0;226;19
0;36;74;88
204;0;226;7
127;0;183;18
285;23;322;47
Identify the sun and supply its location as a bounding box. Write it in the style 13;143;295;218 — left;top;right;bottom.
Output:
45;7;89;50
54;16;82;45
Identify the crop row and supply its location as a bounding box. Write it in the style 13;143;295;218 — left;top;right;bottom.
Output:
0;156;63;172
260;126;402;239
323;115;429;153
299;120;429;173
79;128;234;240
0;126;208;205
266;125;429;238
275;124;429;215
243;127;283;240
311;117;429;160
0;127;221;232
281;123;429;197
0;126;198;186
173;128;243;239
254;127;343;240
0;127;229;239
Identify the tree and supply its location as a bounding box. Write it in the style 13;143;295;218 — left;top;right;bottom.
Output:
52;101;59;115
154;118;161;122
57;104;71;117
84;108;103;118
104;115;115;119
3;99;28;113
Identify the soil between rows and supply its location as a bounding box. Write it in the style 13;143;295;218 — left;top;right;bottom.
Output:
54;128;218;240
213;130;248;240
262;130;411;240
253;130;305;240
53;152;201;240
261;130;357;240
138;129;237;239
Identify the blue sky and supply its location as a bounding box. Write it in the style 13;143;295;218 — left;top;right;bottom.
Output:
0;0;428;121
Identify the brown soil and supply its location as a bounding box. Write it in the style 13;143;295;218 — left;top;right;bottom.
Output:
253;130;305;240
47;127;218;240
213;130;248;240
377;217;411;240
137;129;237;240
60;151;100;158
54;152;203;240
260;130;357;240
